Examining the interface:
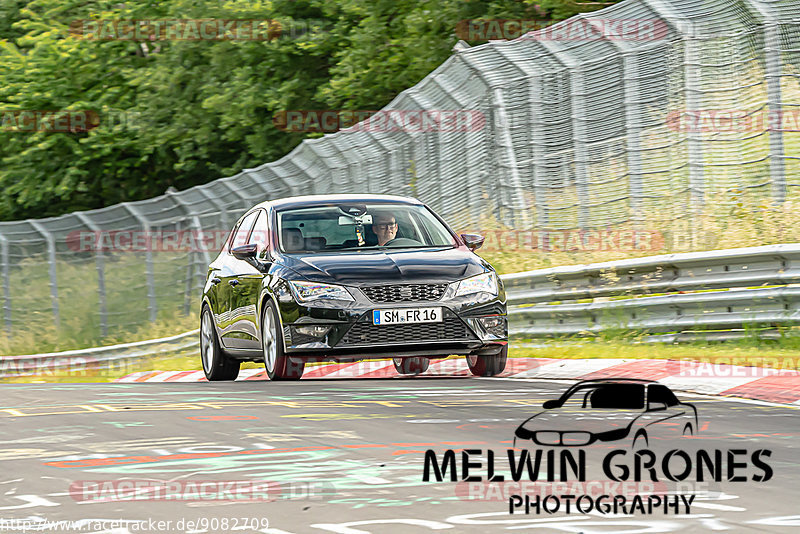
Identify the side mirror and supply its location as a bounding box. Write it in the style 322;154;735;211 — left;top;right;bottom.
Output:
461;233;485;251
232;243;258;260
542;399;559;409
648;402;667;412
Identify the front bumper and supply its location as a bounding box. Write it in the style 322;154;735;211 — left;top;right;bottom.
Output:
276;281;507;358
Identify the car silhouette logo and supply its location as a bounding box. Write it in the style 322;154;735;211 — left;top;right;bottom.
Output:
513;379;698;449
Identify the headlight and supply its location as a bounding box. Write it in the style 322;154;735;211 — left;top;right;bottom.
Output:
455;272;498;297
288;281;354;303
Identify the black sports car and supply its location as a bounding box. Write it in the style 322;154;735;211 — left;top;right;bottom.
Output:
200;194;508;381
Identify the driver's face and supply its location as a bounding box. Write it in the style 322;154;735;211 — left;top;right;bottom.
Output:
373;216;397;245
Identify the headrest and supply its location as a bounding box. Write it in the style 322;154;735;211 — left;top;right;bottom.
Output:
304;236;327;250
282;228;304;251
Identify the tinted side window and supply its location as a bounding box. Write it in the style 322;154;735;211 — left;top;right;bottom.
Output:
648;385;679;406
229;211;259;251
588;384;645;409
247;210;270;259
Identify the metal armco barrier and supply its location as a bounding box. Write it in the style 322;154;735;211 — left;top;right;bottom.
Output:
0;329;198;378
505;244;800;338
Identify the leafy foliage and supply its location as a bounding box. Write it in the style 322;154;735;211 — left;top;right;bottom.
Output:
0;0;606;220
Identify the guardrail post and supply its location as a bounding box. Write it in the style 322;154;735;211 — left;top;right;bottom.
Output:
28;221;59;329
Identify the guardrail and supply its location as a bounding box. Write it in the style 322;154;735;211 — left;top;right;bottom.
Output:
505;244;800;340
0;330;198;378
3;244;800;378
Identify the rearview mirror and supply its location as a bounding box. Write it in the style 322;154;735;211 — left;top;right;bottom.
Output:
338;214;373;226
542;400;559;409
461;233;485;251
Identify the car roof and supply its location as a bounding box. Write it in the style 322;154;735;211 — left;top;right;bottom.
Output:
251;194;425;212
567;378;657;388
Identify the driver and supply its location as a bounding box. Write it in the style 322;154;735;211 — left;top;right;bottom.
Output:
372;212;398;246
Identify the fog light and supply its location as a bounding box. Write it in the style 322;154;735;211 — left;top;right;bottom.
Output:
480;316;503;329
470;315;507;339
295;325;332;337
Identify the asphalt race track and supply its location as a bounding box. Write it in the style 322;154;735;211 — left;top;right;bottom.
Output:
0;376;798;533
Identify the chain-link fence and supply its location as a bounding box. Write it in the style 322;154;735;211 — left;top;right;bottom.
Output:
0;0;798;347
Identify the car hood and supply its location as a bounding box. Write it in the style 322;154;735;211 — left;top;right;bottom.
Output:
517;409;641;434
279;247;485;285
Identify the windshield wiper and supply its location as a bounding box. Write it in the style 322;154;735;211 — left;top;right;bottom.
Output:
335;245;453;251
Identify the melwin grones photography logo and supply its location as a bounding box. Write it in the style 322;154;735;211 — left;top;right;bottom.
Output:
421;379;774;516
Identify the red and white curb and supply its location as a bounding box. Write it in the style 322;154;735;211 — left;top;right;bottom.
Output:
115;357;800;405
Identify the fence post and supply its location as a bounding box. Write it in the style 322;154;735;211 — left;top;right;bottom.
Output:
538;39;590;230
75;213;108;338
684;36;705;217
165;191;212;317
123;203;157;323
748;2;786;203
0;232;10;336
585;19;647;226
28;221;60;329
492;87;532;230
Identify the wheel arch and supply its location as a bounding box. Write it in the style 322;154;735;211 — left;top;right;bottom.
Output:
258;287;287;353
200;296;223;341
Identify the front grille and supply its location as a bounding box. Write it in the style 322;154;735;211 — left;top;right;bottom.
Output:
533;431;592;447
361;283;448;303
339;316;474;346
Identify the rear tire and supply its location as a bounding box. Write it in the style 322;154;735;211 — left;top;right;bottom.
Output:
466;345;508;377
393;357;430;375
262;301;305;380
200;306;240;381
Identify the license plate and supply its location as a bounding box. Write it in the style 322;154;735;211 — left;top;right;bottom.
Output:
372;307;442;325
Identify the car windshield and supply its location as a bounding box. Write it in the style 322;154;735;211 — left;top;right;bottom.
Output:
560;384;646;410
277;203;457;253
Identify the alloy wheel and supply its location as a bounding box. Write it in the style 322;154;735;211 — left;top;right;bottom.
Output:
262;306;277;373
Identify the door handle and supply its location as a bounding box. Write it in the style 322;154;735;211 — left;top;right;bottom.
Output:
211;277;221;285
228;279;240;287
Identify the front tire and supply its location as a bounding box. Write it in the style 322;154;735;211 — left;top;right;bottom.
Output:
466;345;508;377
200;306;240;381
393;357;429;375
262;301;305;380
